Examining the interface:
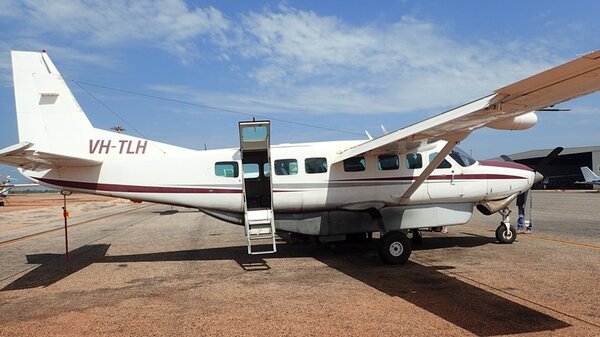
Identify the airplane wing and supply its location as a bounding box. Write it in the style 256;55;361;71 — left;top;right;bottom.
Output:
334;49;600;162
333;49;600;202
0;142;102;170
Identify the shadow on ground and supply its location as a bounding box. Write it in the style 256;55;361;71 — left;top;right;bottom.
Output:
2;234;569;336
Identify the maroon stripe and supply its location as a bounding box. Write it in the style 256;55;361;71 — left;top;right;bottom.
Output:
38;178;242;194
334;173;525;182
479;160;533;171
428;174;525;180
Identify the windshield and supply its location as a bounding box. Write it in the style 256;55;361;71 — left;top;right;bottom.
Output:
449;146;476;167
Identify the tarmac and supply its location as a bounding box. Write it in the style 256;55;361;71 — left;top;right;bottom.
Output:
0;191;598;336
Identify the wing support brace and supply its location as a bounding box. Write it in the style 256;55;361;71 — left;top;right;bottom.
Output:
393;132;469;203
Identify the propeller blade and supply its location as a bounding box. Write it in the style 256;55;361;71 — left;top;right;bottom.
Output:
536;146;563;172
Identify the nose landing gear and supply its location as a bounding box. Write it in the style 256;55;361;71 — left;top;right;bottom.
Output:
495;208;517;244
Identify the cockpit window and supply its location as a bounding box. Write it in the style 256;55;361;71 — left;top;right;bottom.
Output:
449;147;476;167
429;152;452;169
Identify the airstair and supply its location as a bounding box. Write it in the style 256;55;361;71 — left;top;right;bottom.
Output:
239;121;277;254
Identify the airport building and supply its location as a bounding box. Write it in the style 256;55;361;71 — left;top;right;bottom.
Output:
502;146;600;190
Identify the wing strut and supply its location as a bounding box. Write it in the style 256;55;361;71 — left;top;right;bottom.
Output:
394;133;468;203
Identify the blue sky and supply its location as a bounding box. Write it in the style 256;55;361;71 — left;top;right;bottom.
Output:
1;1;600;181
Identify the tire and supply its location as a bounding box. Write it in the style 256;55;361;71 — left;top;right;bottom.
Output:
378;231;412;264
495;224;517;244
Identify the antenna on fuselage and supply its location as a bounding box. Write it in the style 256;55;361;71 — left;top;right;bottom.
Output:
111;125;126;133
380;125;389;135
365;130;373;140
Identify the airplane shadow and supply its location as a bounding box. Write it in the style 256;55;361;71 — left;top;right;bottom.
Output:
2;236;569;336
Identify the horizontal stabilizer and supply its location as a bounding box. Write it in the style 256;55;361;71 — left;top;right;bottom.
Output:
0;142;102;170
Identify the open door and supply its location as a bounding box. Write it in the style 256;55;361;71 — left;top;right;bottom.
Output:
239;120;276;254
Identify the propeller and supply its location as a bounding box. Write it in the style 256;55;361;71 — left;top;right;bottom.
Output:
502;146;563;185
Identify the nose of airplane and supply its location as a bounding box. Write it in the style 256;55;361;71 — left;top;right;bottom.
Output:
534;171;544;183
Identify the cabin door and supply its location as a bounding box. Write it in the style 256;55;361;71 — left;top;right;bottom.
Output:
239;121;276;254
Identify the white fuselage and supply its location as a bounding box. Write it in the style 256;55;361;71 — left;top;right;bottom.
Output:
21;137;535;216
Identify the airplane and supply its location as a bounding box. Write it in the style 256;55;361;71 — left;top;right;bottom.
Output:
576;166;600;186
0;175;38;206
1;50;600;264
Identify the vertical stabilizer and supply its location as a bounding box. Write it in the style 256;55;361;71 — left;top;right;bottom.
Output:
11;50;94;156
580;166;600;182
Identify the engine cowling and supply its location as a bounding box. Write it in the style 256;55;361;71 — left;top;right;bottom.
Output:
486;111;538;130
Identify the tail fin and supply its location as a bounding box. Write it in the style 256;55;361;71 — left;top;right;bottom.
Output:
580;166;599;182
11;50;94;156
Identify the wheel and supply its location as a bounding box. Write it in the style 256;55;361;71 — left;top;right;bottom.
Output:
378;231;412;264
0;200;4;207
495;224;517;244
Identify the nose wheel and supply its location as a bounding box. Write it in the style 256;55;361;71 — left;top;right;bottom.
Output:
495;208;517;244
496;223;517;244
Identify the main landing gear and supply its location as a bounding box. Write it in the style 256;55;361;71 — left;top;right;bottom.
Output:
378;231;412;264
495;208;517;244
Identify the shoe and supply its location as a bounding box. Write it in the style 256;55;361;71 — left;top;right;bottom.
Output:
525;227;532;234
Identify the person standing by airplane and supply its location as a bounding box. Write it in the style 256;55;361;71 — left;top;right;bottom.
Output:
516;192;532;233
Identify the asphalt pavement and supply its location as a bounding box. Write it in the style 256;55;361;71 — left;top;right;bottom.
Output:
0;191;598;336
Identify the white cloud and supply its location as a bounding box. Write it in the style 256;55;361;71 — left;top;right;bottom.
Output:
11;0;230;62
0;3;570;115
233;7;561;114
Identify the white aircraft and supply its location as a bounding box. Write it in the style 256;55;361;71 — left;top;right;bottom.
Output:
577;166;600;186
0;175;38;206
1;50;600;263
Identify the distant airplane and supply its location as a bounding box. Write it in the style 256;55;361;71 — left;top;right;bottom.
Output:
1;50;600;263
577;166;600;186
0;175;38;206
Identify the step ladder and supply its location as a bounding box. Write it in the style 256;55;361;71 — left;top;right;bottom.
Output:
244;209;277;254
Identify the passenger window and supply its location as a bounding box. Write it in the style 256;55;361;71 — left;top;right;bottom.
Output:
378;154;399;170
215;161;239;177
429;152;452;169
343;156;366;172
305;157;328;174
274;159;298;176
243;163;260;179
406;153;422;169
